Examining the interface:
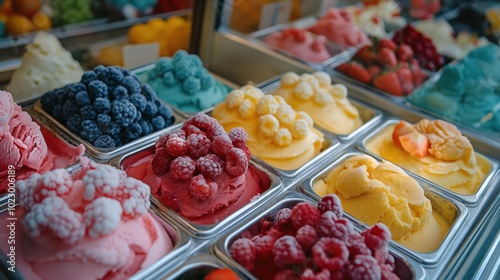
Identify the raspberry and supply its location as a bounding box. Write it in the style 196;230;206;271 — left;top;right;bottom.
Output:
281;72;300;88
347;238;371;260
296;225;318;251
274;128;293;147
313;90;333;106
301;268;331;280
196;154;223;178
275;105;297;125
251;235;275;260
273;236;305;268
347;255;382;280
381;265;399;280
312;237;349;271
226;89;245;109
297;111;313;127
266;227;284;240
190;113;218;132
313;71;332;87
256;95;279;115
242;85;264;102
169;156;196;180
230;238;256;271
156;130;185;149
258;114;280;137
151;148;172;176
330;84;348;99
260;219;273;234
373;247;395;271
291;119;309;139
274;269;297;280
183;124;206;136
274;95;287;105
159;190;180;211
293;81;314;100
228;127;248;148
291;202;321;230
363;223;391;251
300;73;320;89
275;208;293;233
225;148;249;176
238;99;256;119
166;135;188;157
187;133;211;158
189;174;217;200
317;195;343;217
211;135;233;157
316;211;338;238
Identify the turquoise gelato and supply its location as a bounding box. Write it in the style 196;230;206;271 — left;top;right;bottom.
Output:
408;44;500;137
142;50;231;114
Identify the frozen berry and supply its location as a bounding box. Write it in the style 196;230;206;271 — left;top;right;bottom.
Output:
347;233;371;259
228;127;248;148
312;237;348;271
240;146;252;160
251;235;275;260
273;236;305;268
347;255;382;280
316;211;338;237
211;135;233;157
187;133;211;158
296;225;318;251
196;154;224;178
291;202;321;230
189;174;217;200
189;112;218;132
225;148;248;176
363;223;391;251
275;208;293;232
274;270;297;280
230;238;256;271
151;148;172;176
317;194;343;217
169;156;196;180
183;124;206;136
300;268;331;280
166;135;188;157
159;191;180;211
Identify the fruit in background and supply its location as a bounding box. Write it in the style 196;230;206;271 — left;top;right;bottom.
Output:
11;0;40;17
32;11;51;30
373;71;402;96
154;0;193;14
49;0;94;26
1;0;51;36
204;268;240;280
409;0;440;20
6;13;34;34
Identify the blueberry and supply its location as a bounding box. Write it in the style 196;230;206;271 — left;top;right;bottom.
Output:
93;97;111;114
66;115;82;133
80;105;97;121
112;86;129;100
111;99;137;127
128;93;147;112
141;84;156;101
151;115;165;130
122;122;142;142
81;71;98;85
93;135;115;148
75;91;91;107
88;80;108;100
139;119;153;136
63;100;79;120
80;120;102;142
122;76;141;94
142;101;158;119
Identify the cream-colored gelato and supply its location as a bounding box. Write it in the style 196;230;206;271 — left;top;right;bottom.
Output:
366;120;491;195
6;32;84;102
272;72;363;134
313;154;449;252
213;85;324;170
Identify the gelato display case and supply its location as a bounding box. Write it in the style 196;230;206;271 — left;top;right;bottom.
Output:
1;1;499;280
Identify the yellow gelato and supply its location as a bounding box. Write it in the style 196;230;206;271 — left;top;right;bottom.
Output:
313;154;450;252
366;120;491;195
212;85;324;170
272;72;363;134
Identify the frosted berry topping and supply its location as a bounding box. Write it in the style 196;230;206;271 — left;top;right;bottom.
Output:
229;195;400;279
16;161;151;245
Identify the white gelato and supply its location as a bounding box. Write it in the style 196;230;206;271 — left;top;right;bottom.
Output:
6;32;84;102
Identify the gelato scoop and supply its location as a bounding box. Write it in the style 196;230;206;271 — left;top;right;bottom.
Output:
307;8;371;47
272;71;363;134
141;50;231;114
6;32;84;102
0;158;174;280
313;154;450;252
264;28;331;63
366;119;491;195
212;85;324;170
0;91;84;194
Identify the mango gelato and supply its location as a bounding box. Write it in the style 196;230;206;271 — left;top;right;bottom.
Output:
365;119;491;195
313;154;450;252
272;72;363;134
212;85;324;170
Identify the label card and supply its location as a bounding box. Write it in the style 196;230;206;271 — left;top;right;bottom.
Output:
259;0;292;30
123;43;160;69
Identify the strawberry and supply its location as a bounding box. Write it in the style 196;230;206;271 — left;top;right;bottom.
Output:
336;62;350;74
373;71;403;96
392;120;415;145
399;130;429;157
410;60;426;87
347;61;371;83
377;38;397;51
354;45;376;65
396;44;414;62
377;47;398;68
367;65;382;78
396;65;414;95
204;268;240;280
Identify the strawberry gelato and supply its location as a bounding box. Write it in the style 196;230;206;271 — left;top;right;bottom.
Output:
264;28;331;63
0;91;84;194
0;158;174;280
125;113;269;225
307;8;371;47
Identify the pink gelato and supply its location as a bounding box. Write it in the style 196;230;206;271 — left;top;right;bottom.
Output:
0;91;85;194
307;8;371;47
265;28;331;63
0;158;174;280
125;113;270;225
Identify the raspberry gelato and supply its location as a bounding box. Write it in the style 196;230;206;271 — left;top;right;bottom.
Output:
212;85;324;171
365;119;492;195
306;8;371;47
313;154;450;252
0;91;84;194
125;113;269;225
6;32;84;102
229;195;400;279
264;28;331;63
272;72;363;134
0;158;174;280
140;50;231;114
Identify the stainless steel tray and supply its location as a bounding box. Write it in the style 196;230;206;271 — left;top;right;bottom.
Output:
357;118;499;205
131;63;240;119
109;141;283;239
31;99;185;161
211;192;426;280
298;150;468;265
261;75;385;142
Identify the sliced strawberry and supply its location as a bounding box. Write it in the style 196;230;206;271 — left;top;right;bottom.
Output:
367;65;382;78
204;268;240;280
399;130;429;157
373;71;403;96
392;120;415;145
377;38;397;51
336;62;350;74
377;47;398;68
347;61;371;83
396;44;414;62
396;65;414;95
